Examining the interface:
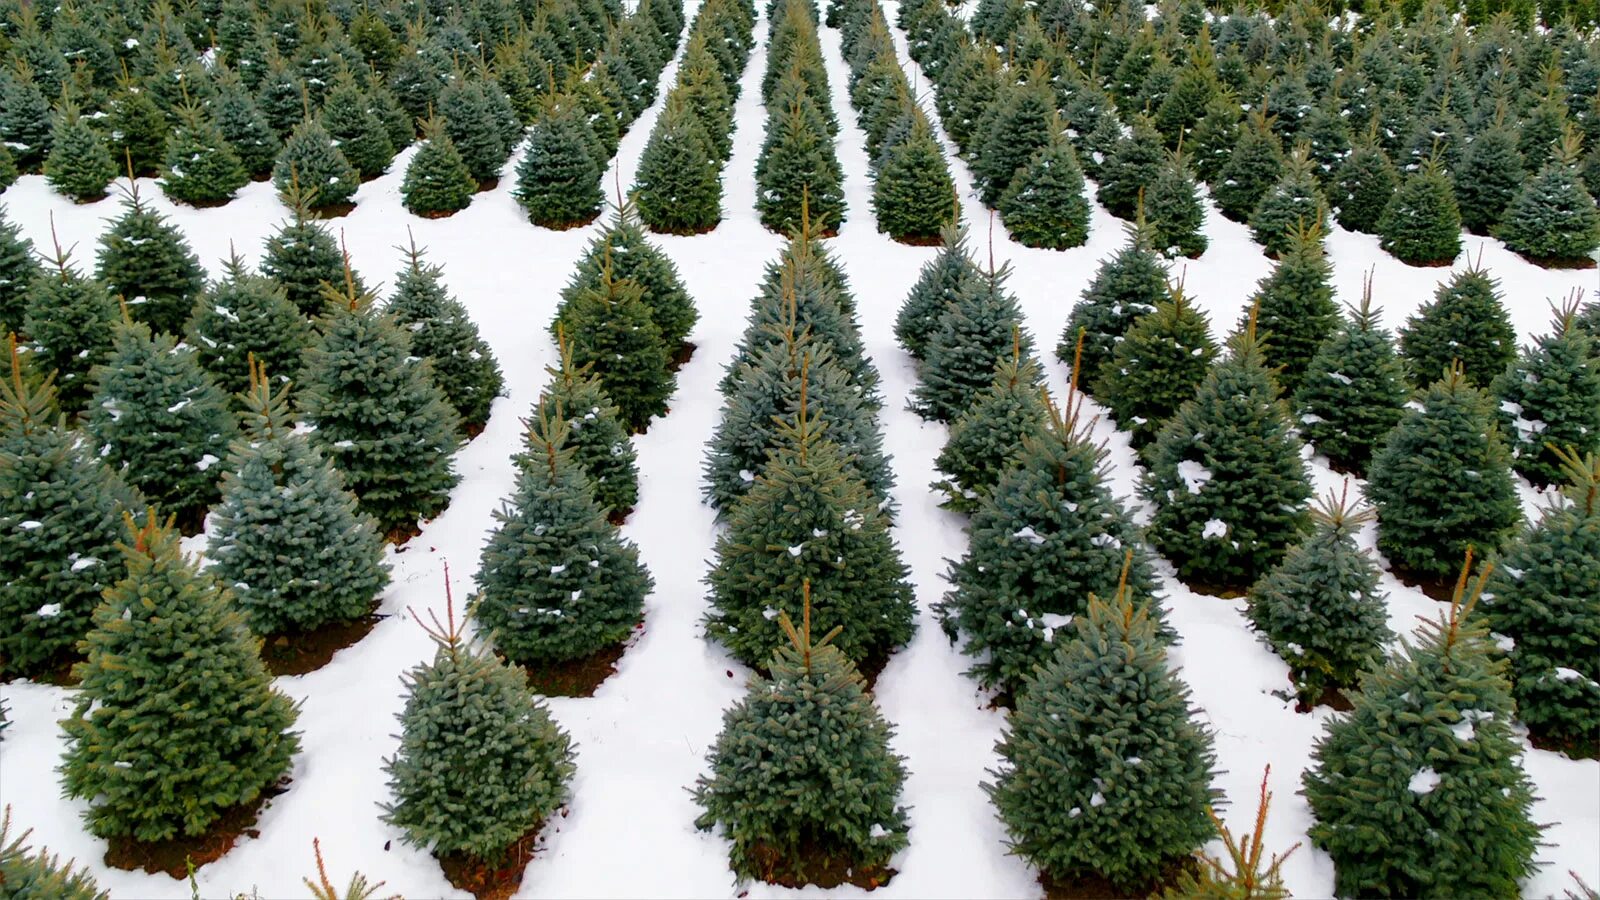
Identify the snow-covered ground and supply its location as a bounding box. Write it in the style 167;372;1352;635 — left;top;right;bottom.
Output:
1;2;1597;897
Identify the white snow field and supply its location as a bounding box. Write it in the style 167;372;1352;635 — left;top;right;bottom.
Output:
1;2;1597;897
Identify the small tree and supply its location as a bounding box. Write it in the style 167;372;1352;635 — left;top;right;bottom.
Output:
756;93;847;235
321;75;395;181
1248;224;1337;396
1398;264;1517;388
85;318;237;532
1497;129;1600;266
1302;555;1542;897
43;104;116;202
383;580;576;864
261;186;363;317
514;96;603;230
1454;115;1525;236
973;78;1054;206
386;239;504;435
1248;147;1328;259
1145;152;1208;258
1059;221;1168;395
60;514;300;842
1492;301;1600;488
561;267;674;433
895;220;980;361
272;119;360;210
694;594;910;886
96;188;206;336
1096;112;1167;221
473;415;650;669
1366;365;1520;584
22;231;118;414
400;116;476;219
1295;277;1409;477
1377;159;1463;267
988;581;1218;893
104;81;166;177
556;203;698;363
913;261;1033;423
999;129;1091;250
0;209;40;335
634;93;722;235
187;251;312;401
873;115;958;244
1331;132;1399;234
1212;112;1284;222
438;78;519;185
213;76;280;179
0;806;108;899
1246;486;1393;709
528;332;639;519
1158;768;1298;900
209;362;389;636
160;105;250;206
933;343;1047;512
1096;285;1219;452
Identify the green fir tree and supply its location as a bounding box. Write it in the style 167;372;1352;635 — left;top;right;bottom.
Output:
514;98;603;230
1295;279;1409;477
1060;222;1168;396
44;104;116;202
272;119;360;210
1491;302;1600;487
1331;134;1399;234
1212;112;1284;223
1096;286;1219;453
22;234;118;415
1454;115;1525;236
96;189;206;336
1497;129;1600;266
556;205;698;362
0;807;108;899
1399;265;1518;388
0;208;42;336
1378;159;1463;267
187;251;311;400
1145;152;1208;258
1248;148;1329;259
634;93;723;235
912;261;1033;423
933;344;1047;512
386;240;503;435
401;116;476;219
999;129;1091;251
873;115;958;245
894;220;980;362
1248;225;1338;396
159;105;250;207
528;333;639;519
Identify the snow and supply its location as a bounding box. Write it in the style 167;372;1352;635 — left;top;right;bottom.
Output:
16;520;42;530
1408;767;1442;795
0;4;1595;898
1177;459;1212;493
1202;518;1229;539
1011;525;1045;545
195;454;220;472
34;603;62;618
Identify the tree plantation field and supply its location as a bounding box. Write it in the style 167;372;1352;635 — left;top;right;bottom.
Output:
0;0;1598;897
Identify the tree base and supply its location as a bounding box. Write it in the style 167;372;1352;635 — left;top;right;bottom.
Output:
261;607;384;676
410;205;469;219
436;820;551;900
1039;855;1199;899
1387;253;1456;268
530;211;602;231
514;624;641;697
310;202;357;220
1527;727;1600;760
670;341;697;371
68;191;109;204
103;777;290;878
1174;576;1249;599
1387;564;1457;602
644;219;720;236
746;839;897;890
1509;252;1597;270
475;176;500;194
886;230;944;247
167;194;236;210
606;506;635;526
1;646;83;686
1292;681;1354;714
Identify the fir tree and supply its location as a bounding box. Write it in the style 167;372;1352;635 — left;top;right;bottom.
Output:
528;333;639;519
634;93;723;235
1096;112;1166;221
95;189;206;336
1454;117;1525;236
895;220;980;362
562;267;674;433
1156;768;1298;900
513;98;603;230
933;345;1047;513
60;515;300;842
474;415;650;669
939;393;1168;697
1248;148;1329;259
297;279;461;540
1246;487;1393;709
1295;279;1409;477
989;583;1218;893
1140;322;1313;592
1498;129;1600;266
272;119;360;211
974;77;1055;207
873;115;958;244
556;205;698;361
387;239;503;436
43;104;116;202
1188;88;1241;185
23;233;118;414
1367;365;1521;584
999;129;1091;251
104;82;167;178
1491;302;1600;488
1331;134;1399;235
0;807;108;899
1060;222;1168;396
212;76;280;179
188;252;311;400
382;583;576;863
209;363;389;636
912;261;1033;423
1248;225;1337;396
0;145;17;193
159;105;250;206
438;78;518;184
0;208;41;336
1213;112;1284;223
1096;286;1219;453
0;359;139;679
704;410;914;670
1378;159;1463;267
1145;152;1208;259
1398;265;1517;388
756;95;846;235
1478;449;1600;755
321;75;394;181
694;598;910;885
0;68;52;172
85;319;236;532
1302;558;1541;897
260;187;360;317
400;116;475;219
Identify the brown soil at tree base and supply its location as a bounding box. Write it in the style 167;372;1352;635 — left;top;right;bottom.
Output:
891;232;944;247
532;212;602;232
311;202;357;219
436;821;548;900
104;778;290;878
606;506;634;526
412;206;467;220
671;341;698;371
1039;856;1199;899
173;195;235;210
1294;681;1354;714
1177;577;1249;600
3;647;83;686
516;626;640;697
1516;253;1597;270
1388;565;1458;602
1528;728;1600;761
384;522;425;546
475;176;499;193
747;840;897;890
261;609;384;676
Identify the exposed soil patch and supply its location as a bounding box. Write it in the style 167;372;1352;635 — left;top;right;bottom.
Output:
436;820;548;900
891;232;943;247
671;341;698;371
5;647;83;686
311;202;357;219
515;624;641;697
261;609;384;676
1528;728;1599;761
412;206;468;220
1514;253;1597;270
1293;681;1355;714
746;838;896;890
384;522;425;546
1388;565;1458;603
475;176;500;194
606;506;634;526
532;212;602;232
1039;855;1199;899
104;778;289;878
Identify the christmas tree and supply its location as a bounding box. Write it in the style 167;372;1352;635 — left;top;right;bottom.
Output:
272;119;360;211
320;75;395;181
873;114;958;244
43;104;116;202
1248;147;1328;259
212;73;280;179
894;220;980;362
1377;159;1463;267
386;239;504;436
438;78;520;185
1212;111;1284;222
0;208;41;336
60;514;300;842
560;266;675;433
1245;486;1393;709
400;115;476;219
0;68;52;172
1302;555;1541;897
1156;767;1298;900
1140;318;1313;593
260;184;363;317
974;76;1055;207
473;414;650;669
1096;285;1219;453
0;355;140;679
23;231;120;415
999;128;1091;250
1497;128;1600;266
188;251;311;400
104;81;167;178
1144;152;1208;258
1491;301;1600;488
933;341;1047;512
912;260;1033;423
1367;364;1520;584
1478;449;1600;755
159;105;250;206
528;331;640;519
1331;132;1399;234
297;275;461;540
704;408;914;670
1295;277;1409;477
0;807;107;899
0;144;17;193
694;595;909;886
1188;88;1241;185
1454;114;1525;236
85;317;236;533
756;93;846;235
383;582;576;866
988;580;1218;893
556;204;698;363
1096;112;1166;221
1060;220;1169;397
1248;224;1337;396
95;188;206;336
1398;265;1517;388
514;97;604;229
209;361;389;636
634;92;723;234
